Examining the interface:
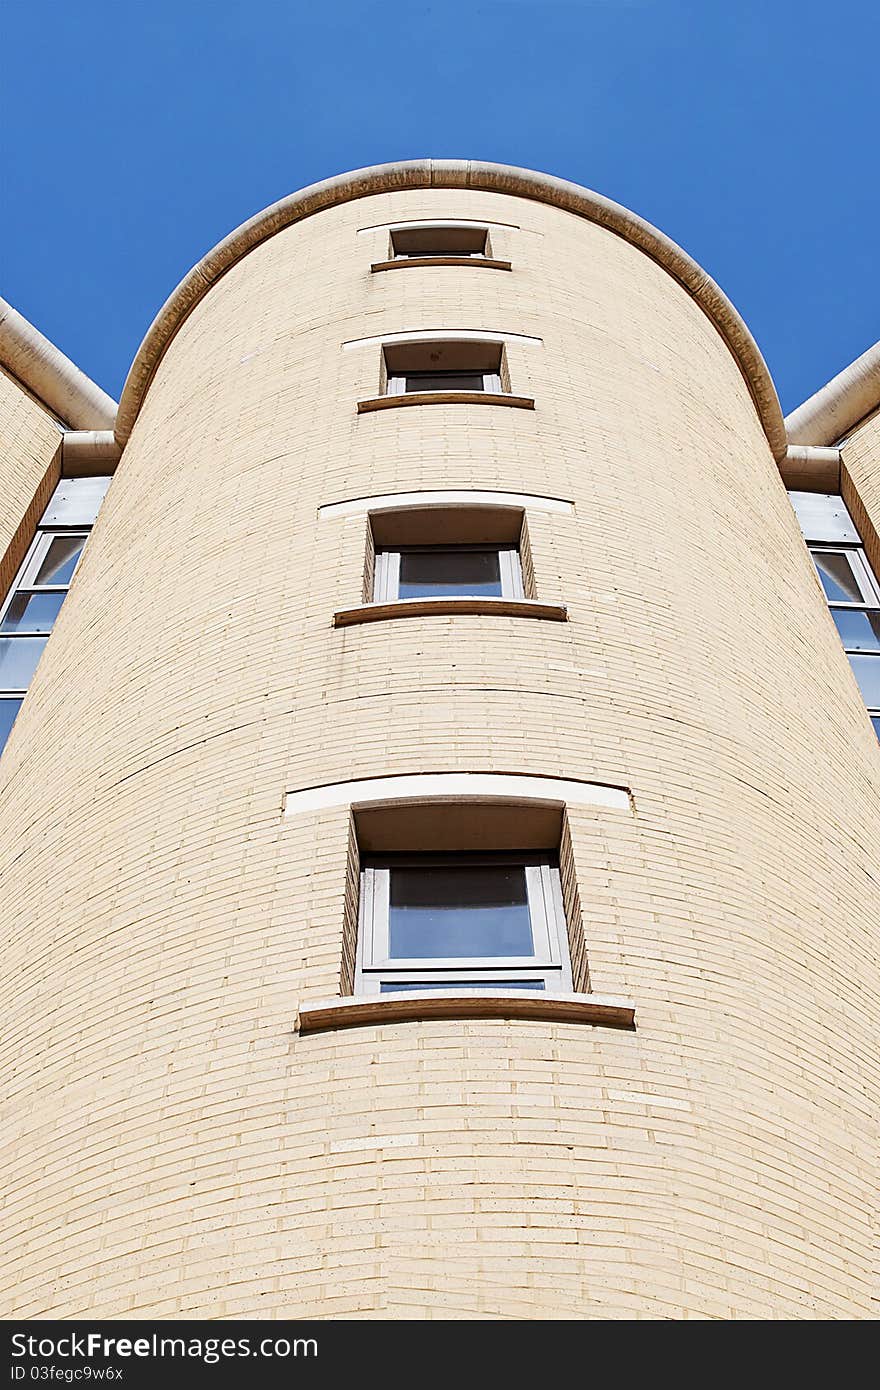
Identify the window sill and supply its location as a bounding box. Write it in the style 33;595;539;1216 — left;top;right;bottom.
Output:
333;596;567;627
371;257;512;273
298;990;635;1034
357;392;535;414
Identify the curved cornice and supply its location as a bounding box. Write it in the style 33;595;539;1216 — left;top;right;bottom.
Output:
0;295;117;431
115;160;788;459
784;339;880;447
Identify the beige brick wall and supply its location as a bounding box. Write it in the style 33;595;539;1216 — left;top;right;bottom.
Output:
842;406;880;577
0;366;62;601
1;189;878;1319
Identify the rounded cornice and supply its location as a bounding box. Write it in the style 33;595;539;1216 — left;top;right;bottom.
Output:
114;160;787;459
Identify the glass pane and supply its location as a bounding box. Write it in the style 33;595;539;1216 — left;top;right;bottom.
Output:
871;715;880;741
812;551;865;602
1;591;66;634
0;637;47;688
33;536;84;586
380;980;545;992
0;698;23;754
849;654;880;706
398;549;502;599
388;865;534;959
404;372;485;392
833;609;880;651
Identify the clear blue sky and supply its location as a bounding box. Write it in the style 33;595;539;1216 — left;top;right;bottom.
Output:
2;0;877;411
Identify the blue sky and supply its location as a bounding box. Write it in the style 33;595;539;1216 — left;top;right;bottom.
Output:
2;0;877;411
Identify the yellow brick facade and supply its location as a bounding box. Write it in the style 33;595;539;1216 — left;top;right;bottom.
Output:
0;367;61;600
842;406;880;577
0;186;878;1319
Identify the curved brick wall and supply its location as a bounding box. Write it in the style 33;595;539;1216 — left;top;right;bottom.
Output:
1;186;878;1319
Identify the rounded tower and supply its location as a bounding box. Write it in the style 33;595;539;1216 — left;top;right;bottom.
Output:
1;163;878;1319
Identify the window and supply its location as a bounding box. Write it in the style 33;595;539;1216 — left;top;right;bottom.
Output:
387;370;499;394
811;548;877;606
0;477;109;756
374;545;524;602
809;545;880;726
390;225;490;260
357;852;572;995
383;340;506;397
789;490;880;736
366;503;532;606
332;502;565;627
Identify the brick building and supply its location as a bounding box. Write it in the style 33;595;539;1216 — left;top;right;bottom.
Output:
1;162;878;1319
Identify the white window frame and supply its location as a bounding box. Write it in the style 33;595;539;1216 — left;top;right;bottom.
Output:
374;545;524;603
0;478;108;757
809;543;880;728
809;545;880;607
355;853;572;995
0;527;90;741
386;370;502;396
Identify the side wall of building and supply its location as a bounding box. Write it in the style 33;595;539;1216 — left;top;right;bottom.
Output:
842;406;880;578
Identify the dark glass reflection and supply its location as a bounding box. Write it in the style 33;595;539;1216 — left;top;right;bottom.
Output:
0;637;47;688
0;697;22;754
812;551;864;603
833;609;880;652
871;715;880;741
398;548;502;599
1;592;66;635
388;865;534;959
849;654;880;706
404;371;486;393
380;980;545;992
33;536;84;586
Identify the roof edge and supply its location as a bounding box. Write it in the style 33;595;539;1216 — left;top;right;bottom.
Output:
784;339;880;447
0;296;118;432
114;160;788;459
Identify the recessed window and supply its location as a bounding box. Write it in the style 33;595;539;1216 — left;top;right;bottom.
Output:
366;504;532;606
791;495;880;738
357;852;572;995
383;340;507;397
809;541;880;729
0;479;108;757
810;547;877;605
375;545;524;602
390;225;489;259
333;502;567;627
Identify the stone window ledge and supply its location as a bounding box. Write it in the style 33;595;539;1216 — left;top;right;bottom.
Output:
371;257;512;273
298;990;636;1034
333;596;567;628
357;392;535;414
